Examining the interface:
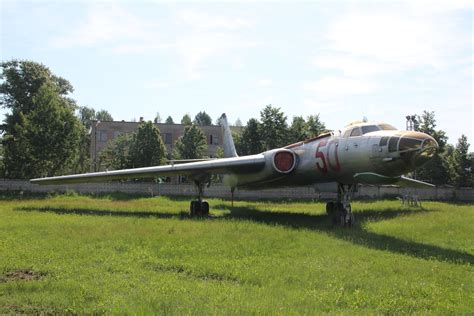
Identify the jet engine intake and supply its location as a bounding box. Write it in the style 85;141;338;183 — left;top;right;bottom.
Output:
272;149;296;173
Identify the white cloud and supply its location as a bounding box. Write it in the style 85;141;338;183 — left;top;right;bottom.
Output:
323;5;469;70
52;4;155;48
174;9;255;30
52;5;257;81
303;77;377;95
311;55;396;77
256;79;273;87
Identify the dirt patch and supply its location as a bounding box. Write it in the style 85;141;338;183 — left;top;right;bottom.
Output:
0;269;45;282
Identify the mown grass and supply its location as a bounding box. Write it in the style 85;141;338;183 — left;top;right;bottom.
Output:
0;193;472;314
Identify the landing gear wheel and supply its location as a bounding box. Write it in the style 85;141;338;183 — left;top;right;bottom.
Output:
326;202;335;215
189;201;209;217
201;200;209;216
190;201;200;216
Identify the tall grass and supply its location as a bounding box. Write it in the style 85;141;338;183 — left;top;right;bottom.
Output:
0;194;472;314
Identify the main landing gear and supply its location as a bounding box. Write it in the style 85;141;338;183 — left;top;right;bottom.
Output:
189;181;210;216
326;184;356;227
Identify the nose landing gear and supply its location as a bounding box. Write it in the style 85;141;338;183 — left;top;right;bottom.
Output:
326;184;356;227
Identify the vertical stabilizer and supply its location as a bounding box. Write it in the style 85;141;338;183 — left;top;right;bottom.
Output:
219;113;238;158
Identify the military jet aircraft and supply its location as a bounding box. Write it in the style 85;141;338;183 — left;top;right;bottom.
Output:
31;114;438;226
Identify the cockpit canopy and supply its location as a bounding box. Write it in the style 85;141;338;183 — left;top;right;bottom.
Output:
342;123;396;138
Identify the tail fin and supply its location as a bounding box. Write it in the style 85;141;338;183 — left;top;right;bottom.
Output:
219;113;238;158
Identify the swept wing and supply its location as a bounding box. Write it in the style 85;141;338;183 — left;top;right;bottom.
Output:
30;155;266;185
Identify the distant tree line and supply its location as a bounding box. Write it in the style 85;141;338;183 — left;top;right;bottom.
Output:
0;60;472;187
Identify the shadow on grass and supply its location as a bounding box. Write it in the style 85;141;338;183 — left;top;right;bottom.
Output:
17;206;189;219
216;205;474;265
16;203;473;265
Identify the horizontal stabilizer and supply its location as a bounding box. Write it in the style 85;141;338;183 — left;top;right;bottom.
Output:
354;172;435;188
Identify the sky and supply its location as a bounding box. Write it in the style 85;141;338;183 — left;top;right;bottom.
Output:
1;0;473;147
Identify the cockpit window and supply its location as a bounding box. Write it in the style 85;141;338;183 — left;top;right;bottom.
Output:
350;128;362;137
399;138;422;152
343;129;352;138
361;125;380;134
379;124;396;130
388;137;400;152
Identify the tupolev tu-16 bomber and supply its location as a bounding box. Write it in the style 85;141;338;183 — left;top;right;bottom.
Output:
3;1;472;313
31;114;439;227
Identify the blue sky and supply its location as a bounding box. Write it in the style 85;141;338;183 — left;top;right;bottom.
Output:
1;0;472;146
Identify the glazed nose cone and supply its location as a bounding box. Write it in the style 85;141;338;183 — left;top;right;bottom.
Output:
398;132;438;168
414;134;438;167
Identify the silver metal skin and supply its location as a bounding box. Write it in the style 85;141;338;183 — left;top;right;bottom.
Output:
31;115;438;225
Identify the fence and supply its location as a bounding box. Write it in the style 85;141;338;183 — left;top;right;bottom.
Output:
1;179;473;202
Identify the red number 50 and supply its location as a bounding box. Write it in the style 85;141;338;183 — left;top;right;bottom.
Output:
316;140;328;174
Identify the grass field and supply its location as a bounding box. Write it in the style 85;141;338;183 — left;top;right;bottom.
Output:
0;193;473;314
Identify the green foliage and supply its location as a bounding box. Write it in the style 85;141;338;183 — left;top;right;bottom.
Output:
289;116;310;143
193;111;212;126
237;118;264;155
165;116;174;124
128;121;167;168
260;105;288;150
0;137;4;177
1;60;82;179
415;111;450;185
95;109;113;122
306;114;327;137
451;135;473;187
99;133;133;170
174;124;207;159
181;114;192;125
0;60;74;112
0;197;472;314
416;111;447;151
77;106;96;130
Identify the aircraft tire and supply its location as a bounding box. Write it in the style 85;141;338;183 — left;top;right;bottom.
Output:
326;202;335;214
202;201;210;216
190;201;200;216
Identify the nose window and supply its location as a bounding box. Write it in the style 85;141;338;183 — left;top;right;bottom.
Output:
399;138;422;152
388;137;400;152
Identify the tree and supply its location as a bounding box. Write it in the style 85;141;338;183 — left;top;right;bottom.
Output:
194;111;212;126
78;106;96;130
414;111;450;185
95;109;113;121
128;121;167;168
416;111;447;151
181;114;192;125
174;124;207;159
451;135;473;187
237;118;264;155
289;116;309;143
1;60;82;178
99;133;133;170
260;105;288;150
234;118;243;127
165;116;174;124
306;114;327;137
0;136;4;177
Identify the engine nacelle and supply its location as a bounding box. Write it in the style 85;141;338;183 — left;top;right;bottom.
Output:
270;149;297;174
223;149;297;188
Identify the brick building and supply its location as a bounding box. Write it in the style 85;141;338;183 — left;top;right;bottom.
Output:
90;119;239;172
